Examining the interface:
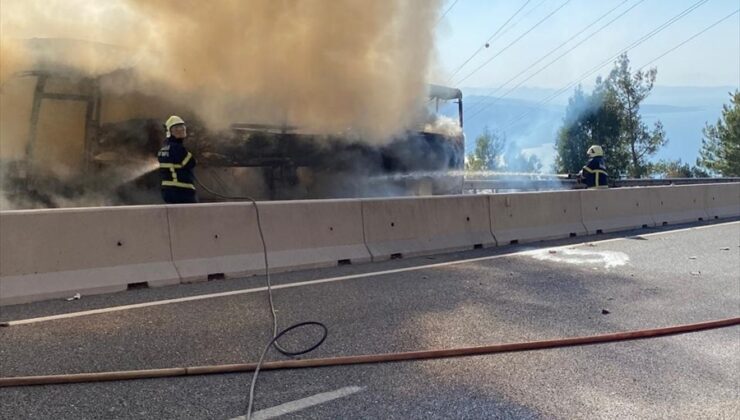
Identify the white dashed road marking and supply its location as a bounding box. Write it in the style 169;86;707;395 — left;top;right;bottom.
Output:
229;386;366;420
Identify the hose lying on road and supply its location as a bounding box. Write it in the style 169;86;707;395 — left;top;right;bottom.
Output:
1;316;737;388
193;176;327;420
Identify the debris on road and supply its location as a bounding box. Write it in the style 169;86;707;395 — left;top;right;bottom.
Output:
690;271;701;276
719;247;730;251
66;293;81;301
688;256;697;260
601;309;610;315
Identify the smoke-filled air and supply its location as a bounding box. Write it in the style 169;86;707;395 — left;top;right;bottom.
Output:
1;0;440;139
1;0;467;209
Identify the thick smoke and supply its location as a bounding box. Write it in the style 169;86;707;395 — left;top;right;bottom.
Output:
1;0;445;209
2;0;441;141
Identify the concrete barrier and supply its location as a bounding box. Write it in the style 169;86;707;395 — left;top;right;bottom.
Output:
166;202;265;282
490;190;586;244
361;195;494;260
649;185;708;225
5;184;736;305
704;183;740;219
259;199;370;270
0;206;179;305
580;187;655;234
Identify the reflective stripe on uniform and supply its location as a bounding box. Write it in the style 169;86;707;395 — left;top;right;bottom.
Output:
582;167;608;187
582;167;607;175
180;152;193;167
161;180;195;190
159;163;182;169
160;153;194;189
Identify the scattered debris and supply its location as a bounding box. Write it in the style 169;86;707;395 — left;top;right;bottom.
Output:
66;293;81;301
601;309;610;315
690;271;701;276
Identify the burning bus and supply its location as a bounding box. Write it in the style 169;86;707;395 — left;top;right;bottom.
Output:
0;39;464;208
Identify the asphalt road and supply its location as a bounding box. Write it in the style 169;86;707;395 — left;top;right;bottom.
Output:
1;220;738;419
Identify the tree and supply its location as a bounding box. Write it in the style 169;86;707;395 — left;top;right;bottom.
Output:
466;127;505;171
651;159;708;178
697;90;740;176
508;153;542;173
608;54;667;177
555;82;625;175
504;142;542;173
555;54;667;178
555;86;593;174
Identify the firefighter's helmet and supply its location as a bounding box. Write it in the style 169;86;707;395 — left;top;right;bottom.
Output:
587;145;604;158
165;115;186;137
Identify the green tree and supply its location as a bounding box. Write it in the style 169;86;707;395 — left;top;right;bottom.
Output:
555;82;625;175
504;142;542;173
555;86;593;174
697;90;740;176
652;159;708;178
466;127;505;171
555;54;667;178
608;54;667;177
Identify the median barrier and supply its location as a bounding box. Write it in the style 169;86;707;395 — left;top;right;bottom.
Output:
703;182;740;219
361;195;494;260
0;206;179;305
490;190;586;244
165;202;264;282
580;187;655;234
259;199;371;270
648;185;708;226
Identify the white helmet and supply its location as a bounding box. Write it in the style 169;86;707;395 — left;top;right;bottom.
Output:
165;115;186;137
587;145;604;158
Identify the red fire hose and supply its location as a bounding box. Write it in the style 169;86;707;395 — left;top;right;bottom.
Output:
1;316;737;388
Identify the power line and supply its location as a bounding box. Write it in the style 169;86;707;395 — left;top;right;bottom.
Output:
455;0;572;87
465;0;642;118
485;0;549;46
437;0;460;24
638;9;739;71
447;0;533;81
494;0;710;131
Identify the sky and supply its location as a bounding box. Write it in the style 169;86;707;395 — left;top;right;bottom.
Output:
434;0;740;90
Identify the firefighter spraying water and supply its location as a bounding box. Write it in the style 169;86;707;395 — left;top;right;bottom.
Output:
577;145;609;189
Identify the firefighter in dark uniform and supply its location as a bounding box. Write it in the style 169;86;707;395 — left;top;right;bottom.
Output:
577;145;609;189
158;115;198;203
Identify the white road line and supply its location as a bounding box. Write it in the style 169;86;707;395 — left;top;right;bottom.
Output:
3;221;737;327
229;386;365;420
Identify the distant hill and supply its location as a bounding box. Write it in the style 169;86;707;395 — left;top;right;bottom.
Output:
443;85;736;172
